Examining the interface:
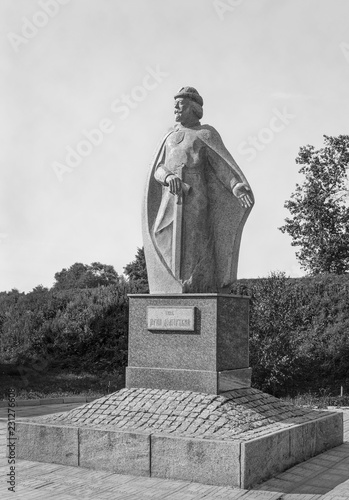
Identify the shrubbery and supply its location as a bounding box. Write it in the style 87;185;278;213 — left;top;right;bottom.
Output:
0;281;134;376
232;272;349;396
1;259;349;397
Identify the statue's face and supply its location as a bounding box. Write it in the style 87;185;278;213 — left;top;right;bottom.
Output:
174;97;194;124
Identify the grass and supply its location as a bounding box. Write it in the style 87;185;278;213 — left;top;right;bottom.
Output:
1;363;348;407
0;368;124;400
282;390;349;408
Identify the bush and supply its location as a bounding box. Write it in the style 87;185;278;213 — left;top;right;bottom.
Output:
233;272;349;396
1;264;349;398
0;280;132;375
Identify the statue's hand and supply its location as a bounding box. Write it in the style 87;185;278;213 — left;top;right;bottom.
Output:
233;183;254;208
166;174;182;195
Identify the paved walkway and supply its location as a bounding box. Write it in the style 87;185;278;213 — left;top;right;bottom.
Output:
0;403;348;499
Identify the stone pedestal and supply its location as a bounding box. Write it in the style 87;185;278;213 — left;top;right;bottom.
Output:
126;293;251;394
15;388;343;489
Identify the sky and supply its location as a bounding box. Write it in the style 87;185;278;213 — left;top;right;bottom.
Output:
1;0;349;292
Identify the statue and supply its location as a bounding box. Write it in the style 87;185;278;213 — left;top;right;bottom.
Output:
143;87;254;293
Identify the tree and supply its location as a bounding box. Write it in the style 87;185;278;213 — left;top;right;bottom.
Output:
124;247;149;292
279;135;349;274
53;262;119;290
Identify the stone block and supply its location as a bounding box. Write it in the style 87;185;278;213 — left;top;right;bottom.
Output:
15;422;78;466
218;368;252;392
241;426;294;488
240;411;344;489
126;366;252;394
216;296;249;370
151;434;241;487
314;413;343;453
127;294;250;394
79;428;150;476
126;366;218;393
128;295;216;372
289;418;317;463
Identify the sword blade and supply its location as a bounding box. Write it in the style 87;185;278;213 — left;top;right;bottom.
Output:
171;168;183;279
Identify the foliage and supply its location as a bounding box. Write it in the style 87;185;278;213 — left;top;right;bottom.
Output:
0;262;129;377
237;272;304;395
282;391;349;409
233;272;349;396
279;135;349;274
124;247;149;292
1;254;349;399
53;262;120;290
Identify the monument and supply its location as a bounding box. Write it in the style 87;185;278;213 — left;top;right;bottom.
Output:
126;86;254;393
14;88;343;489
143;86;253;294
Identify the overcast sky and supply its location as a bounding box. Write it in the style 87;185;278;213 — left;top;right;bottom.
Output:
1;0;349;292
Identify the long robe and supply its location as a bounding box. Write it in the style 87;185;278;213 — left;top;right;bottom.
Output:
142;124;254;294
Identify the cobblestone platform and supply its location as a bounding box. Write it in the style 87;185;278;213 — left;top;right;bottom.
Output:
14;388;343;489
28;387;331;441
1;406;349;499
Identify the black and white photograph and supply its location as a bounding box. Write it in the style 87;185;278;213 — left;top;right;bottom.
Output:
1;1;349;498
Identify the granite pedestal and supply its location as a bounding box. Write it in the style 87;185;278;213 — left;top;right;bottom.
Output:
126;294;251;394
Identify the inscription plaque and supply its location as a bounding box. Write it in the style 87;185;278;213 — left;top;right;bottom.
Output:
147;306;195;331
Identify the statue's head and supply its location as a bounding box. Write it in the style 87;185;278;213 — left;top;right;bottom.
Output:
174;87;203;125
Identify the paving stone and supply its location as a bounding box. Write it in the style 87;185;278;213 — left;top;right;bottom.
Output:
26;387;339;444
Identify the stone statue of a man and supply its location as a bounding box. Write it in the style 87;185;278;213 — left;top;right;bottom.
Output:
143;87;254;293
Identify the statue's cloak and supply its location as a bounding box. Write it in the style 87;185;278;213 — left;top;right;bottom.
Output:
142;124;253;293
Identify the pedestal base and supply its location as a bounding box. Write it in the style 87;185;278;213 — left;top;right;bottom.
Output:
127;293;251;394
15;387;343;489
126;366;252;393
